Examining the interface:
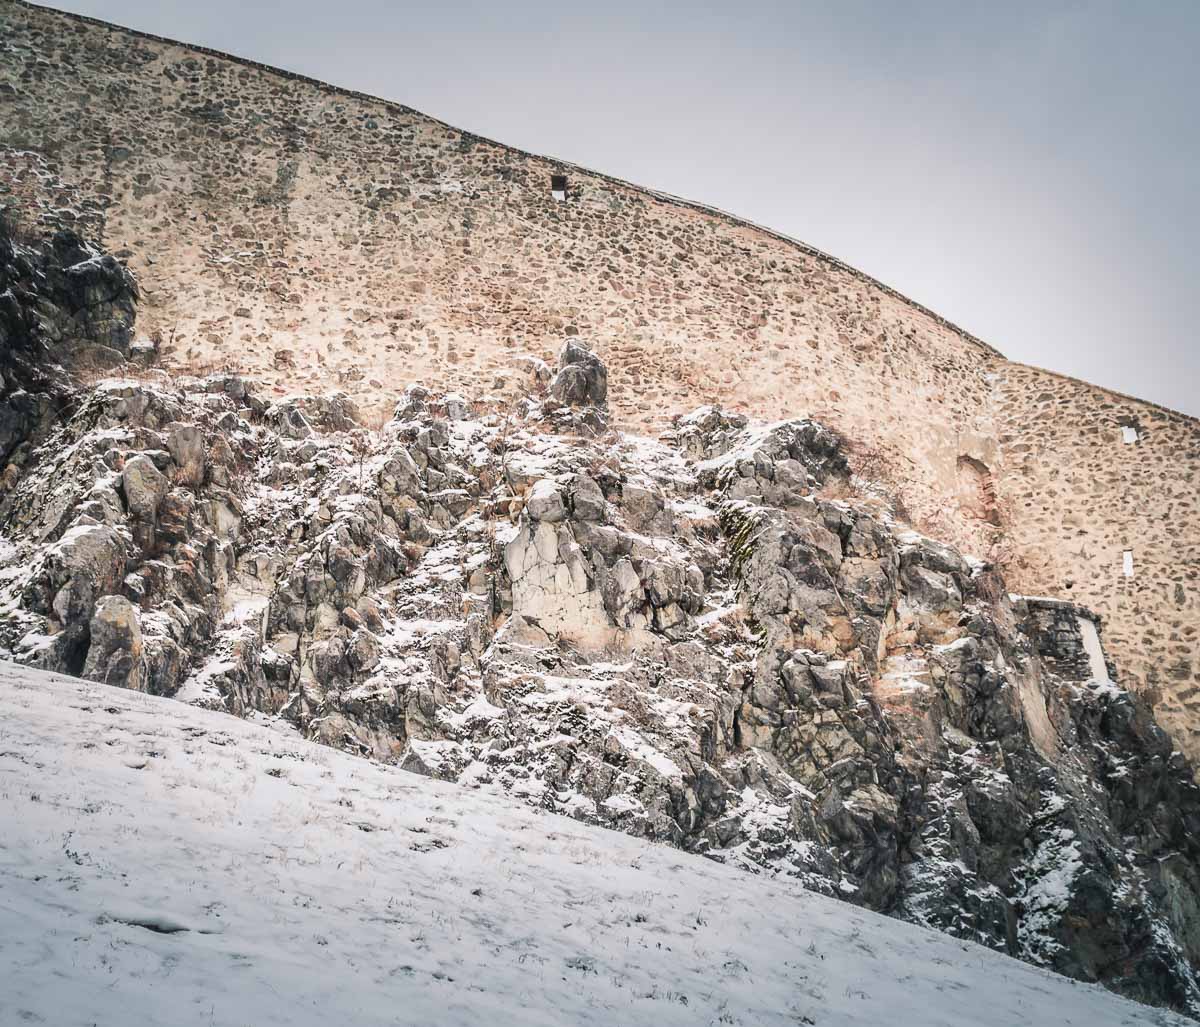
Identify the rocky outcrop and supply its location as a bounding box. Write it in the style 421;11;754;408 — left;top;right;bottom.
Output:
1;218;1199;1016
0;218;138;373
1;215;142;490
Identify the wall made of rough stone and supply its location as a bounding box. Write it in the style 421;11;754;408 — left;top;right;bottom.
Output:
0;1;1006;555
995;363;1200;752
2;1;1199;760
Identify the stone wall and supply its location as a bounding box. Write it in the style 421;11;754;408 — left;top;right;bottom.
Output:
995;364;1200;754
1;0;1198;760
0;1;1004;551
1018;596;1111;684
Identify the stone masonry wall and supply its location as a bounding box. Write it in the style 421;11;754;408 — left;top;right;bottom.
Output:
1;0;1198;761
995;363;1200;755
0;1;1004;553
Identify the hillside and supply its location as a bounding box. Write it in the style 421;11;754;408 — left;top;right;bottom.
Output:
0;660;1193;1027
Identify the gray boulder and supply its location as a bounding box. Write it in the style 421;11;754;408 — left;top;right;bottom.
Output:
83;595;144;690
122;454;169;522
526;479;567;523
549;340;607;406
166;423;206;488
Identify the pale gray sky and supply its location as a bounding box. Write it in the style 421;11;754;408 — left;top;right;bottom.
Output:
47;0;1200;415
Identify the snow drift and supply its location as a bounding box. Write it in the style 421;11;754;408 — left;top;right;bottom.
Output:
0;662;1191;1027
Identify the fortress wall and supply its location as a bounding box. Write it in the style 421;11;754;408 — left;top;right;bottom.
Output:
3;1;1199;757
994;363;1200;750
0;1;1007;555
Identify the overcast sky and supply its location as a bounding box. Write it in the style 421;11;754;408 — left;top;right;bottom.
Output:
48;0;1200;415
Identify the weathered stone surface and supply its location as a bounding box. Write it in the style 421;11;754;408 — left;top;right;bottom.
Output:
82;595;143;690
23;522;134;674
525;479;566;523
569;473;606;521
121;454;169;524
166;423;206;488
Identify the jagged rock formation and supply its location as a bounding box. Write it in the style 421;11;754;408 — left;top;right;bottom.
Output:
2;220;1200;1016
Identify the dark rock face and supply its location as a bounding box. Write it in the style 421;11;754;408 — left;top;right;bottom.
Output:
43;230;140;364
2;221;1200;1017
0;219;138;371
1;222;60;468
1;217;141;470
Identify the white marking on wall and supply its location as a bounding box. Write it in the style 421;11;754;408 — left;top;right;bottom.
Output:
1123;549;1134;578
1121;425;1138;444
1078;615;1111;684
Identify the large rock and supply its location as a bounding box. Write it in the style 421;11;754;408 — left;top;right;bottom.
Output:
503;520;612;646
525;479;566;523
82;595;144;690
121;453;169;549
122;454;169;522
549;340;607;406
1;223;138;371
166;423;206;488
18;523;133;674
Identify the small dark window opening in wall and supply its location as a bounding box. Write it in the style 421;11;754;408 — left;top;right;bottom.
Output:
551;174;568;202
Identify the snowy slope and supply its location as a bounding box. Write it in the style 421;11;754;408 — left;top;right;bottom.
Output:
0;662;1189;1027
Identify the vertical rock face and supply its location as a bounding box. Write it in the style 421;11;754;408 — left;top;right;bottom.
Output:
0;231;1199;1017
1;216;142;528
0;224;138;371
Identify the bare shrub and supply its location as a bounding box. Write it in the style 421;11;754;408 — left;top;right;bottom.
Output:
348;430;371;492
830;435;922;526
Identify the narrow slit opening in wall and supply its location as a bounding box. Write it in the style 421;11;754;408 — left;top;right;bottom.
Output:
1123;549;1134;578
551;174;567;202
1121;425;1138;444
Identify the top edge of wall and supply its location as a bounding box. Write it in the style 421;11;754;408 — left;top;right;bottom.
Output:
9;1;1014;361
1000;361;1198;425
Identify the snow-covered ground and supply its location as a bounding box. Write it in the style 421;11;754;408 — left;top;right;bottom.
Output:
0;661;1188;1027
